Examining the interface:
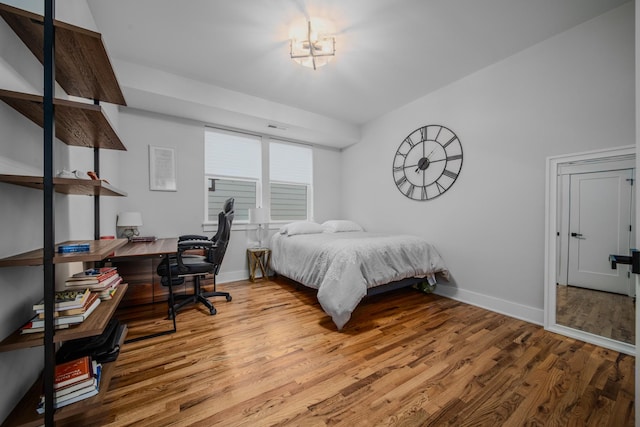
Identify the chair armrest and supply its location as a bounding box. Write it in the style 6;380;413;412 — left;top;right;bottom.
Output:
179;234;209;241
176;240;218;271
178;240;214;250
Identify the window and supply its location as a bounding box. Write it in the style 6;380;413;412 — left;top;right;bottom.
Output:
205;129;261;222
204;128;313;225
270;141;312;221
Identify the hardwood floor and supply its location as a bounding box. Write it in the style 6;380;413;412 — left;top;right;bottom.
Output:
58;277;635;426
556;284;635;344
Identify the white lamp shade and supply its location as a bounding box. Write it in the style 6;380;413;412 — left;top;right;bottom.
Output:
117;212;143;227
248;208;267;224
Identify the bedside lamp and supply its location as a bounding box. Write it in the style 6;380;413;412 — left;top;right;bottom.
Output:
248;207;268;248
117;212;143;240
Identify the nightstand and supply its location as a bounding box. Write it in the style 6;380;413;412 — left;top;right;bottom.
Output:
247;247;271;281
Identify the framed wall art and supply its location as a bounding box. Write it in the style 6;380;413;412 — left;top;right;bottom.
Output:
149;145;177;191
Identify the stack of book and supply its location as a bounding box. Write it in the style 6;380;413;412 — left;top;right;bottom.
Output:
65;267;122;300
36;356;102;413
21;289;101;334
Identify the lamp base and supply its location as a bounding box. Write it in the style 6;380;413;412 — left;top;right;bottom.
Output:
255;224;266;248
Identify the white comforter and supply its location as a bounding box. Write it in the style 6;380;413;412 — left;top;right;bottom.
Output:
270;231;448;330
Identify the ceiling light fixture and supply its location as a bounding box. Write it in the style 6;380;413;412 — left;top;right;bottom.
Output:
290;20;335;70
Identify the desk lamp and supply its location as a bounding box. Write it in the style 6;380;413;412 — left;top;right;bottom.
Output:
248;207;267;248
117;212;143;240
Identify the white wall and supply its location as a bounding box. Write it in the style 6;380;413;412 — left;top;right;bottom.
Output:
341;3;635;324
115;108;343;281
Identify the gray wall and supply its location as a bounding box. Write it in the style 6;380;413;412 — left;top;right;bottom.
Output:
341;3;635;323
114;108;343;281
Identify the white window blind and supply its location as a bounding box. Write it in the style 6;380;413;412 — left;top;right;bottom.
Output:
270;141;312;184
205;129;261;179
205;128;261;222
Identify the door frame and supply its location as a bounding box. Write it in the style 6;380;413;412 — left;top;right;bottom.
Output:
544;145;635;356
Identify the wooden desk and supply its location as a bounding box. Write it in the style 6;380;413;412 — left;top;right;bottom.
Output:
105;238;179;307
105;238;179;341
108;238;178;260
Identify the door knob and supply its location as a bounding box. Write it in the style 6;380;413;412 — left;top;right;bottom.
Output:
571;232;584;238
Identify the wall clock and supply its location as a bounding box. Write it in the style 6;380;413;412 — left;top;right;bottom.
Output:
392;125;463;200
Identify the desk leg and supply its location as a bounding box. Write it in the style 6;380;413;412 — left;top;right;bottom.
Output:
125;253;177;343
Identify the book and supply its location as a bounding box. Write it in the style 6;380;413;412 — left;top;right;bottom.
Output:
20;323;70;334
57;243;90;253
54;370;98;399
36;292;99;319
65;267;118;285
37;361;102;413
53;356;93;390
73;267;117;278
130;236;156;242
66;273;121;291
32;288;91;311
24;297;101;329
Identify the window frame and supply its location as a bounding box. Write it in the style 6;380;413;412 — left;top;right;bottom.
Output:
202;127;313;231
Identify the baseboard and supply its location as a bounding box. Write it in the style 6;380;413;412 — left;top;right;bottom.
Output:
434;283;544;326
217;269;254;284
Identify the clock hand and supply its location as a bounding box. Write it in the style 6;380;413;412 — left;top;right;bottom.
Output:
415;157;430;172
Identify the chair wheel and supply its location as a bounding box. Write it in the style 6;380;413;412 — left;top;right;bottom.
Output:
210;308;217;315
226;295;232;302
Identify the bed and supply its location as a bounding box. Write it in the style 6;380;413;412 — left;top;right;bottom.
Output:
270;220;449;330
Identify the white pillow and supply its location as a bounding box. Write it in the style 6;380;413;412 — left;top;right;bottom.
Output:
279;221;324;236
322;220;364;233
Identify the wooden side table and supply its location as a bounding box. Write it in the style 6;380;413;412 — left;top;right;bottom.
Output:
247;247;271;281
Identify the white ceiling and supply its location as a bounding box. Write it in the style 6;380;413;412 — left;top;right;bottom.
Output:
86;0;629;128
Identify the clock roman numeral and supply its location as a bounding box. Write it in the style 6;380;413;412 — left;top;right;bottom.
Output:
420;127;428;141
436;181;446;194
395;176;408;187
435;126;443;141
446;154;462;161
393;165;405;173
405;184;415;198
421;186;428;200
443;136;457;148
442;169;458;179
403;136;415;147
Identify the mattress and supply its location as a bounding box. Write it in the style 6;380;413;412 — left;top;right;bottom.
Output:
270;231;448;330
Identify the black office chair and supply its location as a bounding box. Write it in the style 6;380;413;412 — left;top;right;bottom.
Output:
157;207;233;318
178;197;234;244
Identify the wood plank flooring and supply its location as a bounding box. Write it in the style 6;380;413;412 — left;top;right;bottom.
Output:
556;284;635;344
58;277;635;426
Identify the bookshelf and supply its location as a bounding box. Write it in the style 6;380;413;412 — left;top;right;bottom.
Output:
0;324;129;427
0;3;129;426
0;284;128;352
0;90;126;150
0;3;126;105
0;175;127;197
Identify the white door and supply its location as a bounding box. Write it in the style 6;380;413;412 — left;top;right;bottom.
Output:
567;169;634;295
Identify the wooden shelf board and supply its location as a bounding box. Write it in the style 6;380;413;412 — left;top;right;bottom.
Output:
0;284;128;352
0;174;127;197
0;239;128;268
0;3;126;106
0;90;126;150
0;324;128;427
